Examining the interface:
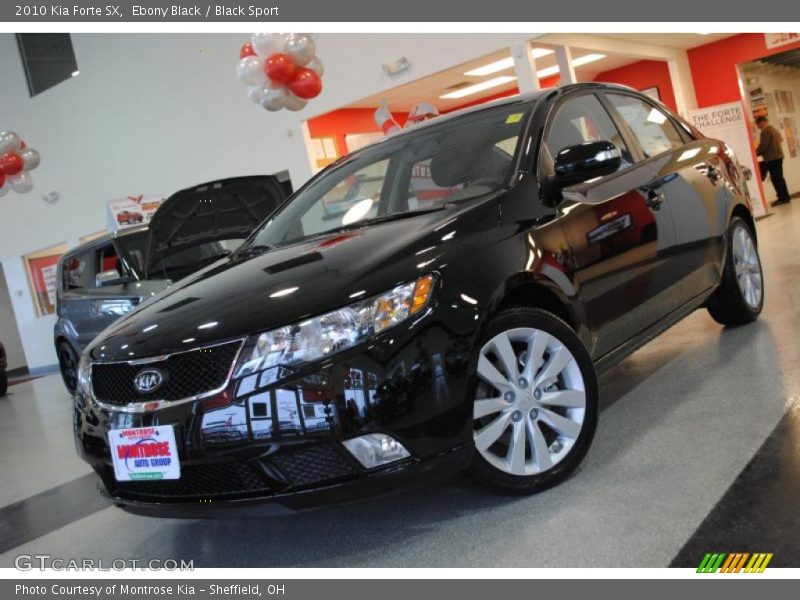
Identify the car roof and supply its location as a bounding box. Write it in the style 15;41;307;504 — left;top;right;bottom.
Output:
62;225;149;258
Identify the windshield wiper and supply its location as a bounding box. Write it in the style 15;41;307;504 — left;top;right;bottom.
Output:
328;206;449;234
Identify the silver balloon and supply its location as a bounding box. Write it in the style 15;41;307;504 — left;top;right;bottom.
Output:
251;33;285;57
0;131;21;155
236;56;266;86
285;92;308;112
261;84;288;111
306;57;324;77
7;172;33;193
284;34;316;67
247;84;267;104
19;147;41;171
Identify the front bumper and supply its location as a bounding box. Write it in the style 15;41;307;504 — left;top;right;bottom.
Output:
74;309;480;516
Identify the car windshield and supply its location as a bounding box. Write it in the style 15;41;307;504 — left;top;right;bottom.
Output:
244;103;531;249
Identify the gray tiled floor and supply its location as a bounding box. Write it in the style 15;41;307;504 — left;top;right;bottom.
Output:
2;203;798;567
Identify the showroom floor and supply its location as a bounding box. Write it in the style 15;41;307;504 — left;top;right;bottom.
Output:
1;203;799;568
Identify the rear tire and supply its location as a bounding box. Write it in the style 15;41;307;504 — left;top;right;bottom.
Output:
469;308;598;494
707;216;764;326
58;342;79;397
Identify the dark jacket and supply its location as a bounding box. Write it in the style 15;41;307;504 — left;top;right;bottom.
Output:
757;124;784;162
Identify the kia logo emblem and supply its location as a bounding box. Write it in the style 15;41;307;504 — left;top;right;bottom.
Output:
134;369;164;394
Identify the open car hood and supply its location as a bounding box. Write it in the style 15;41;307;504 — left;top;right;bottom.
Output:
146;173;291;275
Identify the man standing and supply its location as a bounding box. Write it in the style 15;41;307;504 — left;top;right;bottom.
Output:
755;116;790;206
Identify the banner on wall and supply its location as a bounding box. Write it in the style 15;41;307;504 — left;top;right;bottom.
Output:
106;194;165;232
764;33;800;50
687;102;767;217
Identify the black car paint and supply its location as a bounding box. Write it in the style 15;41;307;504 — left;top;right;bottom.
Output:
74;84;755;514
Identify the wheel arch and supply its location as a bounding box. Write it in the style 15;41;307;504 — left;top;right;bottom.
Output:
731;203;757;243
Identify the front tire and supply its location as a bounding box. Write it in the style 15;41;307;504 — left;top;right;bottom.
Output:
0;373;7;396
58;342;79;396
707;216;764;326
470;308;598;494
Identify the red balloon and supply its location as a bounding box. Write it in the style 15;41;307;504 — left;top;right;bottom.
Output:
0;152;23;176
288;68;322;99
240;42;257;59
264;53;295;84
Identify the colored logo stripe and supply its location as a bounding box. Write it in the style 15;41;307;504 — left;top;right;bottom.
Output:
697;552;773;573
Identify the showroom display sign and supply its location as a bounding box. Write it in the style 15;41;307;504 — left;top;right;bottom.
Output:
109;425;181;481
687;102;767;217
106;194;164;232
764;33;800;50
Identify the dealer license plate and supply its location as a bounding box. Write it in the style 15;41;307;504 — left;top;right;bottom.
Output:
108;425;181;481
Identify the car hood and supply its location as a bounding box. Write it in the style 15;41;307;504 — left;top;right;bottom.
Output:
145;173;291;275
89;197;498;361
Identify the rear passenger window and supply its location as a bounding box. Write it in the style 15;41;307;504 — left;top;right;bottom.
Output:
606;94;684;158
63;251;93;290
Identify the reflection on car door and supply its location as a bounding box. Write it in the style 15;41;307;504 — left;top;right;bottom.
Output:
541;91;680;359
605;92;728;302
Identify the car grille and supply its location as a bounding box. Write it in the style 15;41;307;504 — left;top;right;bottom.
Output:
105;443;359;502
109;461;273;501
91;341;241;406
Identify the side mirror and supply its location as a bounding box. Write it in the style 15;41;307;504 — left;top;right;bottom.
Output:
550;141;622;187
95;269;129;287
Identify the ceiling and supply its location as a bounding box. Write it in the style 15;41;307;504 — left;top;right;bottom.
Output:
343;34;735;113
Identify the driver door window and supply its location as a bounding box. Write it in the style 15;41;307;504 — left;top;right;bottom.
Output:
543;93;633;176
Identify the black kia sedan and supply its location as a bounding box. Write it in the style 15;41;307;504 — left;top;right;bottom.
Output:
74;83;763;516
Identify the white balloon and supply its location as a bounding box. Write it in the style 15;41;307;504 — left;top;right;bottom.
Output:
7;172;33;193
285;92;308;112
236;56;266;86
284;34;316;67
19;147;41;171
251;33;285;57
0;184;8;197
0;131;21;155
261;84;288;112
306;57;324;77
247;84;267;104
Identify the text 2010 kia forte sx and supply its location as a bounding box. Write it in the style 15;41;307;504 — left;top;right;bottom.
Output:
74;83;764;516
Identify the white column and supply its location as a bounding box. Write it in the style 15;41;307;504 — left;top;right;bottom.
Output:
511;42;539;92
667;51;698;116
554;45;576;84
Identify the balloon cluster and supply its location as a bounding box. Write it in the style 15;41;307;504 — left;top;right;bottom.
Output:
0;131;40;197
237;33;324;112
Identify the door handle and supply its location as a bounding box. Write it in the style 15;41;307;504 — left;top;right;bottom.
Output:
645;189;665;211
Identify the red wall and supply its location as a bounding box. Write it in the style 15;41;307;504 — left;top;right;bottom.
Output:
688;33;800;108
593;60;677;111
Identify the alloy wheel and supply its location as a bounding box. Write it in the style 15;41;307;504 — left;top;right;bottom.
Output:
732;223;762;309
473;327;586;476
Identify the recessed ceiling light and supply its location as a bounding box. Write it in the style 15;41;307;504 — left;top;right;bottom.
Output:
439;75;517;99
464;48;554;77
536;54;607;79
572;53;606;67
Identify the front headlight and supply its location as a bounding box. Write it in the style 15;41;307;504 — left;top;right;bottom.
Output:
77;354;93;399
233;274;435;379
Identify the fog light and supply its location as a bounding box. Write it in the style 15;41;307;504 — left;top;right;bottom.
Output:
342;433;411;469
